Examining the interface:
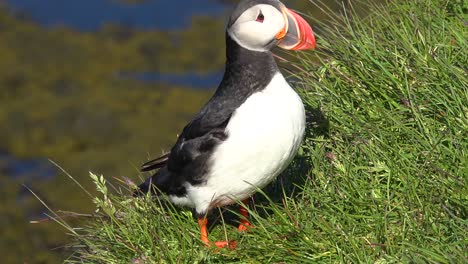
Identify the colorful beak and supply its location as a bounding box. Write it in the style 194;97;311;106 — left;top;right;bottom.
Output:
276;8;316;50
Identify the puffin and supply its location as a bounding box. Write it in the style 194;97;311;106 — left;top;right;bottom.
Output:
136;0;316;248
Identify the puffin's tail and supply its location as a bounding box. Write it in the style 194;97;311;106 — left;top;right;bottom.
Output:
141;153;169;172
133;167;172;197
134;153;170;197
133;175;156;197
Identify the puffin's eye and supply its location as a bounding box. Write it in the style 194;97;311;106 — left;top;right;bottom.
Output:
256;12;264;23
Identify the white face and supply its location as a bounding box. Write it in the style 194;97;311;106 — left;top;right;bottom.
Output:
227;4;285;52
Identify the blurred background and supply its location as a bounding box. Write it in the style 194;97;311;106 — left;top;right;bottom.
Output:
0;0;357;262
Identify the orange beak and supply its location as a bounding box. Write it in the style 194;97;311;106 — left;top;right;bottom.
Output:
276;7;316;50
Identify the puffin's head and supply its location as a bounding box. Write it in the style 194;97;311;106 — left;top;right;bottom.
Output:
227;0;316;52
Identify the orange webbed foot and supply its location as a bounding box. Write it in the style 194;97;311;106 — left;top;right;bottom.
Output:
238;221;251;231
214;240;237;249
238;198;252;232
198;217;237;250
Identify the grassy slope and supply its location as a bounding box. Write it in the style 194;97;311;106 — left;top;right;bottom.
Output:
54;0;466;263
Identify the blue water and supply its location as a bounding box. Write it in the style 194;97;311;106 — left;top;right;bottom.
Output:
119;71;223;88
6;0;228;31
0;152;56;180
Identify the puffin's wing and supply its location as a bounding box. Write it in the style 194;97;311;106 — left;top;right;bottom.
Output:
165;108;232;169
140;100;234;173
141;153;170;172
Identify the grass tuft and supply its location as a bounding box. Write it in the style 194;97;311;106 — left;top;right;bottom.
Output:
51;0;467;263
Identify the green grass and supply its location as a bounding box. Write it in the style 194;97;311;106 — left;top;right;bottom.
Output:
49;0;467;262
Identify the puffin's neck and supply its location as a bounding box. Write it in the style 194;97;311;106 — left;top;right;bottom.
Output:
225;34;278;71
204;34;281;113
213;34;279;96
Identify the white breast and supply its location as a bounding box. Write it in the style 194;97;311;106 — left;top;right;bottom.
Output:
174;73;306;213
